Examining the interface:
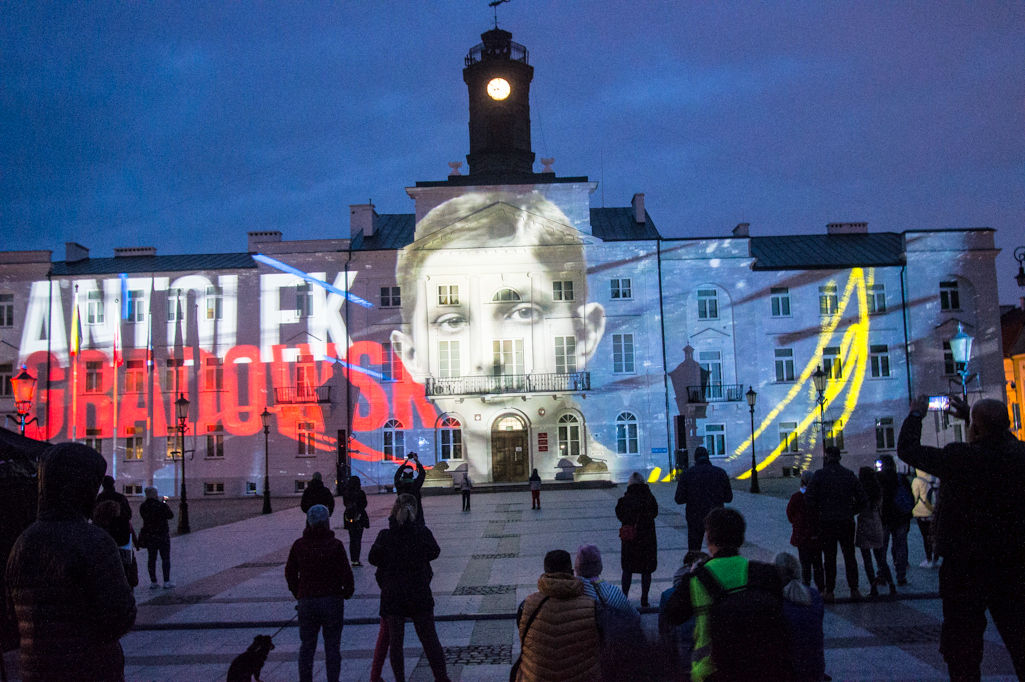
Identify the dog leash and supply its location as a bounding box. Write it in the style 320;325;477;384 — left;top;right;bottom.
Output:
268;611;299;640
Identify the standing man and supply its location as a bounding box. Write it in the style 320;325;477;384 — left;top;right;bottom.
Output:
805;445;867;603
286;504;355;682
899;396;1025;680
300;471;335;518
674;446;733;551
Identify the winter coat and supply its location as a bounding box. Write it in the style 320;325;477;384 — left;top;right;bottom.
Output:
139;497;174;541
911;473;938;519
5;443;137;682
516;572;601;682
300;479;335;515
898;414;1025;564
879;470;913;527
786;489;820;549
615;483;659;574
285;525;354;600
855;497;885;549
341;488;369;530
95;489;133;546
783;588;826;682
368;517;440;617
805;461;867;523
673;458;733;524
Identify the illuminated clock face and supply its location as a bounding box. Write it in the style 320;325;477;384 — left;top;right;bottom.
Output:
487;77;511;101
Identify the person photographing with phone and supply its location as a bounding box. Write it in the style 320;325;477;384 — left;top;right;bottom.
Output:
394;453;427;526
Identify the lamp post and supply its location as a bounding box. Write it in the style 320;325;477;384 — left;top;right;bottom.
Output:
812;366;828;457
746;386;759;494
949;322;974;404
175;393;191;534
261;407;273;514
11;366;38;436
1015;247;1025;288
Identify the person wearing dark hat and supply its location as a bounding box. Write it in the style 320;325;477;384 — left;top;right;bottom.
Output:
286;504;354;682
674;446;733;551
394;453;426;526
6;442;137;681
300;471;335;517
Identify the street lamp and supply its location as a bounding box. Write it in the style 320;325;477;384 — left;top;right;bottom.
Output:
175;393;191;534
745;386;759;494
812;366;828;456
261;407;273;514
949;322;974;404
1015;247;1025;288
11;366;38;436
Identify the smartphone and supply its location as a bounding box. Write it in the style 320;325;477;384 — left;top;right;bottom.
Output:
928;395;950;412
874;460;883;472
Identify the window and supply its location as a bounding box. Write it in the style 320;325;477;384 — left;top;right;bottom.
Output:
558;414;581;458
165;358;185;392
439;417;462;460
492;339;524;376
85;361;103;393
1014;404;1022;432
953;423;964;443
824;421;845;451
124;427;143;460
204;357;223;391
123;484;143;496
697;289;718;320
940;281;960;311
779;422;799;454
438;285;459;306
296;356;316;397
383;419;405;460
438;340;460;378
870;345;891;378
876;418;895;450
819;286;839;316
206;424;224;458
616;412;639;455
704;424;726;457
553;281;574;301
246;481;258;495
294;480;307;493
868;284;886;314
295;283;312;317
0;363;12;397
822;347;843;379
204;482;225;495
767;287;791;317
554;337;576;374
84;428;103;455
382;342;402;382
492;288;521;302
699;351;723;399
612;333;635;374
125;360;145;393
775;349;795;382
611;278;632;300
380;286;401;308
206;286;222;320
166;431;179;460
127;290;145;323
167;289;184;322
297;421;316;456
0;294;12;327
943;341;956;376
86;290;104;325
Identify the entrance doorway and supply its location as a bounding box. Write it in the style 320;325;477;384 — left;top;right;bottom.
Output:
491;414;528;482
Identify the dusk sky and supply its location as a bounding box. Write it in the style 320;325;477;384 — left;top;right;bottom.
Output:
2;2;1023;303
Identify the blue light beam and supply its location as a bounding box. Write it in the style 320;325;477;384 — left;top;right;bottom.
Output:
320;354;386;380
254;254;374;308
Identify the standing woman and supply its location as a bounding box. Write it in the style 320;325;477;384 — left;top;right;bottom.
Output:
368;494;450;682
529;468;542;510
855;467;894;597
342;476;369;567
616;471;659;607
139;486;175;589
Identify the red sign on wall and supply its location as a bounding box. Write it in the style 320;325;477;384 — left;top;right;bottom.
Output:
537;431;548;452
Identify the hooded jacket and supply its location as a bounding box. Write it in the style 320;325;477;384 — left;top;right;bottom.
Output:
5;443;137;682
285;525;354;600
368;516;440;617
300;478;335;515
516;572;601;682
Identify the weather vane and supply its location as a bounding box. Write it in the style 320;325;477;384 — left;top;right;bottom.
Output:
489;0;509;28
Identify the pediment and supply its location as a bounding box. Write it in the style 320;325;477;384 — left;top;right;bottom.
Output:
690;327;730;339
411;201;595;251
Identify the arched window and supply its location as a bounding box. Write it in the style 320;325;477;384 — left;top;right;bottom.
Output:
383;419;405;460
439;417;463;460
558;414;581;458
616;412;638;455
492;288;521;302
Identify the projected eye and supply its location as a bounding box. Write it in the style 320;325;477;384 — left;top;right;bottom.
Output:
506;305;541;324
434;313;466;333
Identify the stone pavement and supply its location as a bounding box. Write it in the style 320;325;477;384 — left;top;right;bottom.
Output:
2;483;1019;681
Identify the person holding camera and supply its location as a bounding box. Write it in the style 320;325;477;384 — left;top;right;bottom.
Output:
394;453;426;526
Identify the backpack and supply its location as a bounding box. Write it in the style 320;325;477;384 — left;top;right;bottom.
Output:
894;478;915;516
693;565;791;682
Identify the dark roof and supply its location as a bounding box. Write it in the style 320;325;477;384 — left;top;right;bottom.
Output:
414;173;590;188
51;253;257;276
589;207;661;241
750;233;904;270
350;214;416;251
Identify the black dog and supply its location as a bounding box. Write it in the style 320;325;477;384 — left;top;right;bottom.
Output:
226;634;275;682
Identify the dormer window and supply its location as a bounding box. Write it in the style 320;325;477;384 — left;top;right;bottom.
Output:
492;288;521;302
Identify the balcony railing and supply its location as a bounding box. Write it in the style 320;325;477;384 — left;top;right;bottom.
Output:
425;372;590;397
686;384;744;403
274;385;331;404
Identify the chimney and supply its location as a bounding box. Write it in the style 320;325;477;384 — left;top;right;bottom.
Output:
732;223;750;238
65;242;89;262
826;222;868;235
631;193;645;224
114;246;156;258
350;203;378;238
248;230;283;253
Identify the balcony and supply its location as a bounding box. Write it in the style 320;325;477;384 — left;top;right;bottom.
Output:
274;385;331;404
686;384;744;403
425;372;590;398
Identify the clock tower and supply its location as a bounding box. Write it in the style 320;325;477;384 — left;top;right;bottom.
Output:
463;28;535;176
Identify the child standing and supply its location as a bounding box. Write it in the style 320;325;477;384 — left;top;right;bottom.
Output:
786;470;824;592
460;472;472;512
529;468;542;510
